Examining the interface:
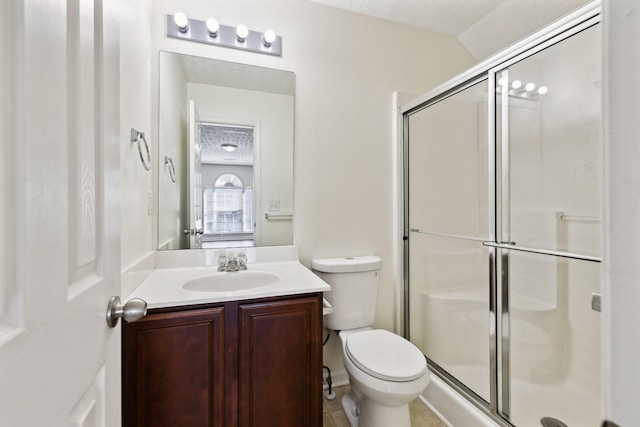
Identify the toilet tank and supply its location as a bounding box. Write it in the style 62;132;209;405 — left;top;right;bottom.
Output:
311;256;382;331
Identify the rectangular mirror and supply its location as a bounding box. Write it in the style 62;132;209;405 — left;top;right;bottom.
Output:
158;51;295;250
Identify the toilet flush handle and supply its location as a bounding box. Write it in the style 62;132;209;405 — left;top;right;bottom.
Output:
323;298;334;316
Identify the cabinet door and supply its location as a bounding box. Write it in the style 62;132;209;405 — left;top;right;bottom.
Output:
123;306;225;427
238;296;322;427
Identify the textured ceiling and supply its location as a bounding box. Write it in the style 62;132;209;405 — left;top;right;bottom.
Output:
201;123;254;165
178;54;295;96
308;0;592;59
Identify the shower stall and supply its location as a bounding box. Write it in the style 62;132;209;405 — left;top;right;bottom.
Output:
403;4;601;427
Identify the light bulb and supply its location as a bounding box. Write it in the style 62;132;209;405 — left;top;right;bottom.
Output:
525;82;536;92
538;86;548;95
262;29;276;47
511;80;522;90
236;24;249;42
174;12;189;33
206;18;219;37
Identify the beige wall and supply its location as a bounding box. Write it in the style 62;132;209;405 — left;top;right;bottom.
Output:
120;0;154;269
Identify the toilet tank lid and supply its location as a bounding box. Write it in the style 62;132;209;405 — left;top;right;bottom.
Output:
311;256;381;273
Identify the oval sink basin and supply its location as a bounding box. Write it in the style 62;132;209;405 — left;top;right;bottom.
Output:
182;271;280;292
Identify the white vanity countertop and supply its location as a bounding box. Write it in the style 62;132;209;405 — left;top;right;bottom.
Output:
127;246;330;309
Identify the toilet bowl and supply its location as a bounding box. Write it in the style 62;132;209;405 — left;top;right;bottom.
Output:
312;256;430;427
339;328;430;427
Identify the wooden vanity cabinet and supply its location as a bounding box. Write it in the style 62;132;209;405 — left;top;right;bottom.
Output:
123;293;323;427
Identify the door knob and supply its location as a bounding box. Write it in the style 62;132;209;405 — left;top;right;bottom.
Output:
106;296;147;328
183;229;191;235
196;229;204;235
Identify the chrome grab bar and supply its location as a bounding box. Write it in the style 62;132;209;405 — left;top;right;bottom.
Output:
481;241;601;263
557;212;600;223
264;212;293;220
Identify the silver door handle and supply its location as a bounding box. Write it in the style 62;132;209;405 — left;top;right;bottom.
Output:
195;229;204;235
106;296;147;328
183;229;191;235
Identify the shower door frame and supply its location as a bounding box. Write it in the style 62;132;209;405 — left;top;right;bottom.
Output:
401;3;601;425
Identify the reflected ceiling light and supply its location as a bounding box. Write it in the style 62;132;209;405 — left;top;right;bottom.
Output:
206;18;219;37
236;24;249;42
221;143;238;152
174;12;189;33
263;29;276;47
496;77;548;100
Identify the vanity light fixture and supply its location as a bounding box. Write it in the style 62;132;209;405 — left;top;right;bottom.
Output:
166;14;282;57
206;18;219;37
263;29;276;47
236;24;249;42
173;12;189;33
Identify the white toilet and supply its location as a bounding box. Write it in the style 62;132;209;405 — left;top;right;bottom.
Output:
312;256;429;427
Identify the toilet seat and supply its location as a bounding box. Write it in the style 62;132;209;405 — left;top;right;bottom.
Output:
345;329;427;382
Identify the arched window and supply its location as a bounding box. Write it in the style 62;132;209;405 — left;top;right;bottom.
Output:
215;173;243;188
204;173;253;235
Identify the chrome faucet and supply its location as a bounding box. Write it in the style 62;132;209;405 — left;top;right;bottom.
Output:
225;257;240;272
218;252;247;272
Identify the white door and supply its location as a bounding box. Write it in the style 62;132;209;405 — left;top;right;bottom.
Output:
188;100;203;249
0;1;123;426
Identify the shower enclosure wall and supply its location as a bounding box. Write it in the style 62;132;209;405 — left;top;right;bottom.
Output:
403;4;601;427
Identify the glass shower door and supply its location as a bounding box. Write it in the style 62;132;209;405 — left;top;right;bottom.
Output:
407;78;493;404
495;22;602;426
405;13;602;427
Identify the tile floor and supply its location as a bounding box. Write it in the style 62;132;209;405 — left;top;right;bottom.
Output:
322;385;447;427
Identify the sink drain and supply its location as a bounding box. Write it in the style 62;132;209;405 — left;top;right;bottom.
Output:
541;417;568;427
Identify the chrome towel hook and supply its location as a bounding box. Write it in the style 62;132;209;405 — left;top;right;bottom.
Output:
131;128;151;171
